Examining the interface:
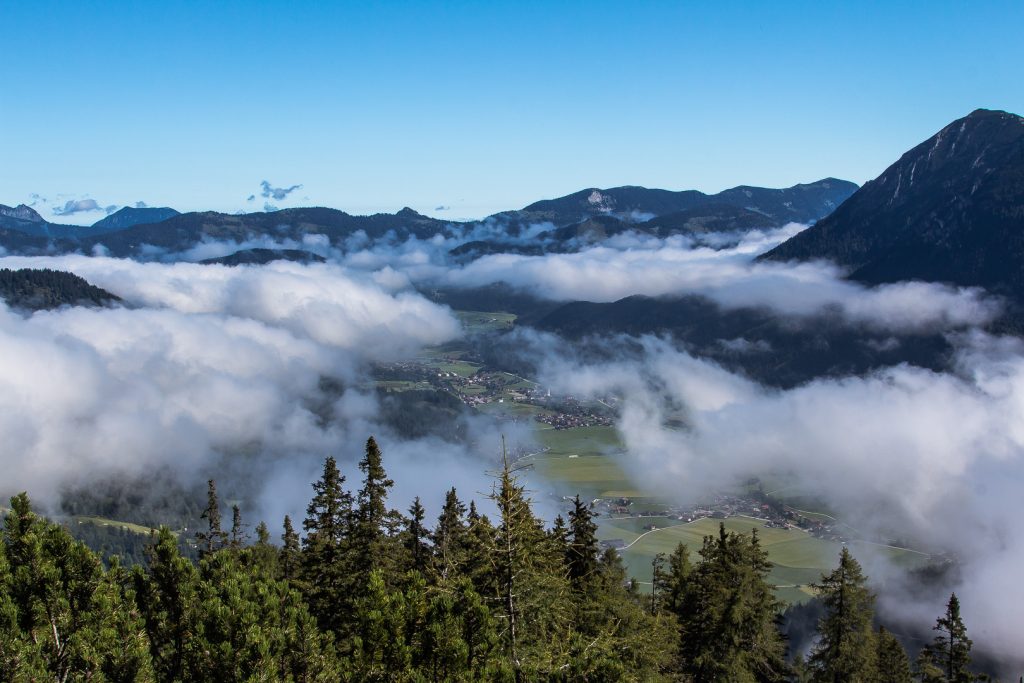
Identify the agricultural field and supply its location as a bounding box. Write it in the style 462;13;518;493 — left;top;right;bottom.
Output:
453;310;517;334
522;426;928;603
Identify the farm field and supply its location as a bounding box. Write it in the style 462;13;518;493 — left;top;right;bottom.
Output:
523;426;929;603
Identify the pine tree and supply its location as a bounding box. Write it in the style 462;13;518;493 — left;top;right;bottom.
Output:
134;527;201;681
301;456;353;634
196;479;228;557
403;496;430;574
432;487;467;580
566;494;599;594
875;626;912;683
917;593;973;683
2;493;155;681
352;436;398;582
655;542;691;618
809;547;877;683
280;515;301;582
678;524;788;682
229;504;247;549
486;445;569;678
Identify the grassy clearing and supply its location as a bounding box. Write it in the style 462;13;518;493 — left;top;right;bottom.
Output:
73;515;165;536
454;310;517;334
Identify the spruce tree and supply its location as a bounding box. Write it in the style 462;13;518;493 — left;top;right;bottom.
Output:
918;593;973;683
655;542;691;618
566;494;599;593
352;436;397;582
432;487;467;580
678;524;788;682
809;547;877;683
280;515;301;582
196;479;228;557
403;496;430;574
229;504;247;549
301;456;353;634
486;446;569;678
875;626;912;683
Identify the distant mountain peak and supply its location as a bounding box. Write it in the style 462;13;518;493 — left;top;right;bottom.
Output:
0;204;45;223
396;207;422;218
90;206;180;232
760;108;1024;301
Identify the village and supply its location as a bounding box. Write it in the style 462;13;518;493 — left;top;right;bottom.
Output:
589;491;851;550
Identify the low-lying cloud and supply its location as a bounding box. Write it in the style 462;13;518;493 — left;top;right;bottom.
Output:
440;227;999;332
0;255;497;530
531;332;1024;668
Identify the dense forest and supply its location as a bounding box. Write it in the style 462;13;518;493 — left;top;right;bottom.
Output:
0;268;120;310
0;437;997;681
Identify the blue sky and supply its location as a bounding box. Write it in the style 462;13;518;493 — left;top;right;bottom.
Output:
2;1;1022;224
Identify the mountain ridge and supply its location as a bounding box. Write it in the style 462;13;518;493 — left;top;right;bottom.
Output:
760;108;1024;300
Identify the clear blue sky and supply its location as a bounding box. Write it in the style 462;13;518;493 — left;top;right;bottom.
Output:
2;1;1022;224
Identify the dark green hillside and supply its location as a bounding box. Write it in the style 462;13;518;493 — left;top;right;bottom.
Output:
199;247;327;265
81;206;458;257
0;268;120;310
533;295;954;388
0;438;992;680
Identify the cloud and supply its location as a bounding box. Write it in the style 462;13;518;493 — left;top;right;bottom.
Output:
528;332;1024;668
247;194;256;202
0;255;479;526
264;202;279;212
134;201;148;209
437;226;1000;332
435;205;451;211
52;198;103;216
104;204;119;215
260;180;303;201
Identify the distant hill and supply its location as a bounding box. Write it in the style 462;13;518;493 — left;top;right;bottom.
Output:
79;206;456;258
0;268;120;310
0;205;89;239
91;206;180;231
200;248;327;266
529;294;953;388
502;178;857;229
760;109;1024;301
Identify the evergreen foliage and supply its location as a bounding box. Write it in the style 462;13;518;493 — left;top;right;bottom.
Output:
0;436;963;682
809;547;878;682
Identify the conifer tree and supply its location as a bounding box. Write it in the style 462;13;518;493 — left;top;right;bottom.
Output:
280;514;301;582
229;503;247;549
655;542;691;618
352;436;397;581
809;547;877;683
134;527;201;681
566;494;599;593
917;593;973;683
433;487;467;580
302;456;353;634
678;524;788;681
403;496;430;574
487;445;569;678
196;479;228;557
875;626;913;683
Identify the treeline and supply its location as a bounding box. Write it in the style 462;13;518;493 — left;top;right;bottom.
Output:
0;267;120;310
0;437;999;681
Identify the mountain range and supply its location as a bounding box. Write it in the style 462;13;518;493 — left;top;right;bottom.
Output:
0;180;857;258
